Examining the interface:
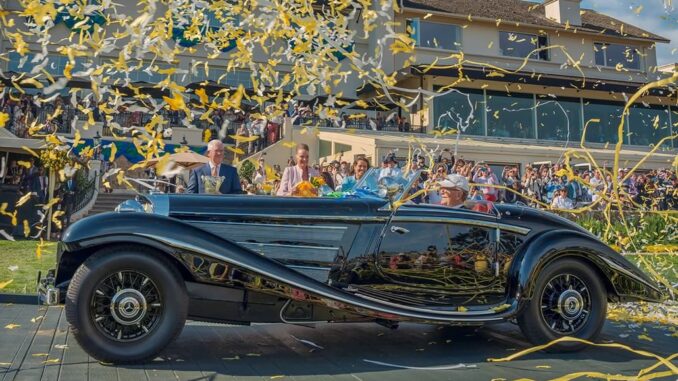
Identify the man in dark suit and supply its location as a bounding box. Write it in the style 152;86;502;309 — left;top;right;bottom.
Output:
187;139;242;194
60;176;77;228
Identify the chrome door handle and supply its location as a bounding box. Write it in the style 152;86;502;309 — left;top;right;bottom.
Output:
390;226;409;234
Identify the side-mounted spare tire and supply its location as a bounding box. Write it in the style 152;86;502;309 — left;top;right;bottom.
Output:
65;246;188;363
517;257;607;352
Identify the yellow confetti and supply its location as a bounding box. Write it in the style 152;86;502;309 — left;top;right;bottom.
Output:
109;143;117;163
4;324;20;330
458;306;468;312
0;113;9;128
0;280;13;289
15;193;33;207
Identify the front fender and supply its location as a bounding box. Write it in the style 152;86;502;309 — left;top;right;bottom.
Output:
507;230;663;304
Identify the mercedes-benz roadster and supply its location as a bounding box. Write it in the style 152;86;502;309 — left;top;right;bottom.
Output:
38;169;663;363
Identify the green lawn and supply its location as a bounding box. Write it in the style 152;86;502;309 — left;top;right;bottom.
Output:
0;240;57;294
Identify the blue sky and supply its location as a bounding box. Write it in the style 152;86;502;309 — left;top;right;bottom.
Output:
542;0;677;65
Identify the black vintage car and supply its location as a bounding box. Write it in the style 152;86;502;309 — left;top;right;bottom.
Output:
38;169;662;363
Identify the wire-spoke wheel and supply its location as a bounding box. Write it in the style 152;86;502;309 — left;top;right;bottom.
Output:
66;246;187;363
539;273;592;335
518;258;607;352
91;270;163;342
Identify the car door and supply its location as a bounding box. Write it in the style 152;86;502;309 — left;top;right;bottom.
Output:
357;214;502;308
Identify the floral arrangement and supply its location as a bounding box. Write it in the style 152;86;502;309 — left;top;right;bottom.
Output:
310;176;326;188
292;176;327;197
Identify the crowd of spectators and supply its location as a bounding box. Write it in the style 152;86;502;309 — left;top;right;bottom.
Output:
416;153;677;211
232;148;677;211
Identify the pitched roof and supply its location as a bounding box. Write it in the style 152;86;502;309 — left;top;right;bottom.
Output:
401;0;670;43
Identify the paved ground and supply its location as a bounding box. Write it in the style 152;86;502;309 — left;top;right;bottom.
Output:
0;304;676;381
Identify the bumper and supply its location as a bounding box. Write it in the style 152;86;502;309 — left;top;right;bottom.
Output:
37;269;61;305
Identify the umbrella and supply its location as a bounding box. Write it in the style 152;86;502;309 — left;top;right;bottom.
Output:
145;151;209;170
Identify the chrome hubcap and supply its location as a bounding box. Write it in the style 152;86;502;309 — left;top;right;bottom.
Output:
90;271;162;342
540;273;591;334
110;289;147;325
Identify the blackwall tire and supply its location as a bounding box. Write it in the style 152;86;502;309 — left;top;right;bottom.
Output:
65;246;188;364
517;258;607;352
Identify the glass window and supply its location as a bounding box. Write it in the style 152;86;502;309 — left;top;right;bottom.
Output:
535;95;583;141
8;52;87;76
594;43;641;70
191;68;252;88
628;104;671;147
378;222;493;285
335;142;352;154
486;91;535;139
407;19;462;51
319;139;332;157
499;31;549;61
433;88;485;136
582;100;625;144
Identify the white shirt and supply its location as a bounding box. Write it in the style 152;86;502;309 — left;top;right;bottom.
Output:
551;196;573;209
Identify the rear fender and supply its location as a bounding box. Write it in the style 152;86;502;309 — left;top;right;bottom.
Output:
507;230;663;304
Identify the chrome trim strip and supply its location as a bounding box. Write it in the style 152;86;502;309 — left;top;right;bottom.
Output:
174;212;387;222
396;204;497;217
239;242;339;251
190;221;347;231
190;221;348;242
140;233;514;322
287;265;332;272
391;216;531;235
239;242;339;262
354;293;505;319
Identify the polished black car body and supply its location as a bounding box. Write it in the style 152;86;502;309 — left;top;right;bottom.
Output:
39;178;663;362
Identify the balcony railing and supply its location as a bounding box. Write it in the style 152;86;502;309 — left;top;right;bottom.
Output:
295;117;427;134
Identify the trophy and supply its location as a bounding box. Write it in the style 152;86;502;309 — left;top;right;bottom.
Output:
201;175;225;194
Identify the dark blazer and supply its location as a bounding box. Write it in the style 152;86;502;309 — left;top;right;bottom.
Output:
187;163;242;194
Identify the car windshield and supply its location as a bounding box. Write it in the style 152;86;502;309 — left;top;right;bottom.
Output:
346;167;420;201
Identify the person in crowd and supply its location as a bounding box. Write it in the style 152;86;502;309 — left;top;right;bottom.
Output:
425;163;449;204
59;175;77;229
253;157;266;185
320;170;335;191
551;186;574;209
330;161;344;189
472;163;499;202
438;174;469;208
522;166;543;206
277;143;319;196
340;156;371;191
187;139;242;194
31;166;49;203
379;153;401;180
